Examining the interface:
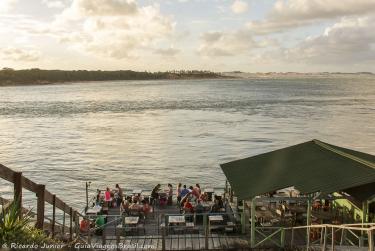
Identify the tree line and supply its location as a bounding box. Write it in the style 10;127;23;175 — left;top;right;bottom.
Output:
0;68;223;86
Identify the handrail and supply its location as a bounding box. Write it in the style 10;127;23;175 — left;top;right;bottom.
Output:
0;163;80;240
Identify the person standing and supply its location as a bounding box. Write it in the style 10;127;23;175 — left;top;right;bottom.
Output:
176;183;182;205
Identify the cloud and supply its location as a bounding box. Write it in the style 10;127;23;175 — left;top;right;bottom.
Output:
247;0;375;34
154;47;180;57
283;16;375;64
42;0;65;9
198;30;277;57
0;0;17;13
0;47;40;61
45;0;175;59
231;0;248;14
253;16;375;69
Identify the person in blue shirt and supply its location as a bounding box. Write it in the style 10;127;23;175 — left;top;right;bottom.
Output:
180;185;190;198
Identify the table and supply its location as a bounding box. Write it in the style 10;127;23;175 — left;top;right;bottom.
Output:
132;189;142;194
168;215;185;225
124;216;139;225
86;206;102;215
209;215;223;222
204;188;214;193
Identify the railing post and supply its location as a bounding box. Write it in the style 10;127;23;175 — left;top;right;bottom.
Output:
13;171;22;219
162;224;166;251
306;196;312;249
280;228;285;248
52;194;56;238
291;228;295;247
368;229;374;251
36;184;45;230
340;228;345;246
241;211;246;234
75;211;79;237
69;207;73;241
204;214;209;250
322;226;327;251
331;226;335;251
62;204;66;235
250;199;256;248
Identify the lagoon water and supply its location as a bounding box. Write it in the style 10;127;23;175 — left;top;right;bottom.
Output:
0;77;375;210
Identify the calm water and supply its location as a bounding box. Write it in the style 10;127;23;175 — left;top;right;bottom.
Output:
0;77;375;210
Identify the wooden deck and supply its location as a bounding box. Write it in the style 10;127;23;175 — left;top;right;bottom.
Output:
85;204;250;250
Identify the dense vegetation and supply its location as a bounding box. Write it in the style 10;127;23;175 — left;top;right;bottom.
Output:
0;68;224;86
0;201;60;250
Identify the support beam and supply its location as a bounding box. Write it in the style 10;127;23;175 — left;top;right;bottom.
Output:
36;184;45;229
52;194;56;238
13;172;22;218
250;198;256;248
306;195;312;249
69;207;73;241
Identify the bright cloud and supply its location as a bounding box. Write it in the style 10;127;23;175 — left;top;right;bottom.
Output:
247;0;375;34
48;0;175;59
0;47;41;61
0;0;375;72
231;0;249;14
0;0;18;13
284;16;375;64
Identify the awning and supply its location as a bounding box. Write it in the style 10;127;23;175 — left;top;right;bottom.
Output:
220;139;375;202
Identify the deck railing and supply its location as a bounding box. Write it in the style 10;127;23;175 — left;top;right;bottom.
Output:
0;163;82;240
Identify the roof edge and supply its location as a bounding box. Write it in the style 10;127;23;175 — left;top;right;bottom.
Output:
313;139;375;170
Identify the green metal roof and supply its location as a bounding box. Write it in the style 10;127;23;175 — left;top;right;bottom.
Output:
220;140;375;201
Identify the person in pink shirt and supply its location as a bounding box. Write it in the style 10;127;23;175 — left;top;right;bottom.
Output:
105;187;111;207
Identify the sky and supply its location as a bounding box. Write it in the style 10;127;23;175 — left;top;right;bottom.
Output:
1;0;375;72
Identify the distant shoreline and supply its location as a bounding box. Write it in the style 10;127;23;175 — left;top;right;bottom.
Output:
0;68;230;87
1;68;374;87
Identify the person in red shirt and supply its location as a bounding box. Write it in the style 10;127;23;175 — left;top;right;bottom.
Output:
183;199;194;213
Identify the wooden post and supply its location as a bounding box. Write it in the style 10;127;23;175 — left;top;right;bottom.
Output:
161;224;166;251
340;228;345;246
13;172;22;218
331;226;335;251
250;199;256;248
280;228;285;248
62;205;66;235
241;210;246;234
75;211;79;237
36;184;45;230
291;228;295;247
52;195;56;238
204;214;209;250
69;207;73;241
322;226;327;251
368;229;374;251
306;196;312;249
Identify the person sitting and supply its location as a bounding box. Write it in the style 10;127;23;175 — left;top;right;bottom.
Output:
195;200;204;214
121;198;131;215
194;200;204;223
210;200;220;213
80;218;90;233
142;200;152;218
151;184;161;205
167;184;173;205
199;192;208;202
183;199;194;213
95;213;105;235
180;185;190;198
